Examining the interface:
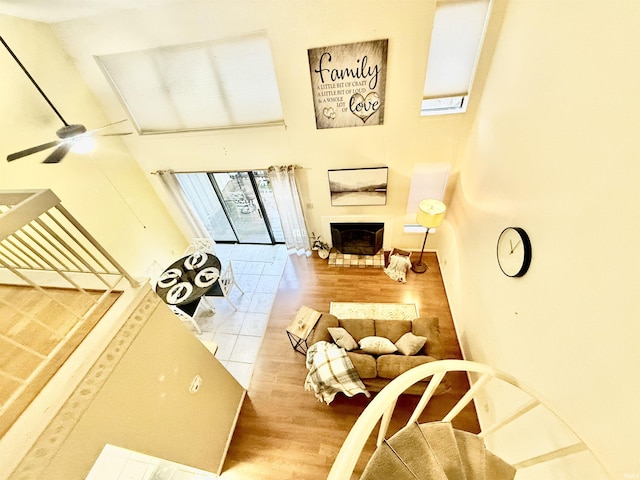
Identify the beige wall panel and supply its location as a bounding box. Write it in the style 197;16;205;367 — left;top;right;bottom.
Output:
39;300;244;477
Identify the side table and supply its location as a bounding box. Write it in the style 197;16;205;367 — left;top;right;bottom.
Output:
286;305;322;354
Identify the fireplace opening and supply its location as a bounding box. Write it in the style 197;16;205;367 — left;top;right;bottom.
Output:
330;222;384;255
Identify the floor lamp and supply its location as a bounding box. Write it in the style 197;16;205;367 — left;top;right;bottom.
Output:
411;199;446;273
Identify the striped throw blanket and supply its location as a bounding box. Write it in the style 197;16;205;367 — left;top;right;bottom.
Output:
304;341;370;404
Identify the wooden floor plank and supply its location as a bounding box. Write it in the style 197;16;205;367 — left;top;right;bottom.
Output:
222;251;478;479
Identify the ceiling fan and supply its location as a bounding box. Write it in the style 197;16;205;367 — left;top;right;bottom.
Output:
1;36;132;164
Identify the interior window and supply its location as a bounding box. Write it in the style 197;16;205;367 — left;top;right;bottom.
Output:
421;0;491;116
96;32;284;133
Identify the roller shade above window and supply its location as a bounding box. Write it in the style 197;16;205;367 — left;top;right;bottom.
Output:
96;31;284;134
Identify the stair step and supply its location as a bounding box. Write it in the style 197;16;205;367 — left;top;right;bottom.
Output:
361;421;516;480
485;449;516;480
387;423;448;480
454;430;486;480
360;441;420;480
420;422;468;480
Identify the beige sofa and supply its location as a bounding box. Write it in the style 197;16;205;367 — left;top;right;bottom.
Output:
307;313;449;395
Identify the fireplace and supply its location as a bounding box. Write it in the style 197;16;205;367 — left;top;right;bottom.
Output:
330;222;384;255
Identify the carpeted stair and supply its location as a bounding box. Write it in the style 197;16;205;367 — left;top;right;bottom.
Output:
361;422;516;480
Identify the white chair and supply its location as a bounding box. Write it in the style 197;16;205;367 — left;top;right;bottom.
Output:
205;262;244;310
168;304;208;335
183;237;217;256
166;284;218;334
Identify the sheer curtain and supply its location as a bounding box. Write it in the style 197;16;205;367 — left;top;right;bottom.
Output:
268;165;311;256
155;170;211;240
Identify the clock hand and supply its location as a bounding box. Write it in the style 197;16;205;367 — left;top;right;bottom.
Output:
512;240;522;252
509;239;514;254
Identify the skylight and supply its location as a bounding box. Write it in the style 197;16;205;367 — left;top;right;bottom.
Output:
96;31;284;134
421;0;491;116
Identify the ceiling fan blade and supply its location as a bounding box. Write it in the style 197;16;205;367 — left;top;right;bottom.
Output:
85;119;129;135
7;140;61;162
97;132;133;137
42;142;72;164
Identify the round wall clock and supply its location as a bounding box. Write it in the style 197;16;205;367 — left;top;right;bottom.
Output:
496;227;532;277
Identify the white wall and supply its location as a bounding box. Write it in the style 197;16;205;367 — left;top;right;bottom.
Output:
39;1;481;252
439;1;640;477
2;2;492;261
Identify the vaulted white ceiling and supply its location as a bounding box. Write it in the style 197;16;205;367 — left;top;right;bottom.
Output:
0;0;177;23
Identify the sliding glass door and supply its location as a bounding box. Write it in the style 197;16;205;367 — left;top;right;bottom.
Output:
176;170;284;245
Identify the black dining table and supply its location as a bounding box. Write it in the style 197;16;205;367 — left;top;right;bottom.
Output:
155;252;222;317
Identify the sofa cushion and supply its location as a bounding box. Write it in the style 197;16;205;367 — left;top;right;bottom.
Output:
347;351;377;379
395;332;427;356
377;354;433;379
374;319;411;343
359;336;398;355
307;313;339;346
412;316;443;358
328;327;358;351
374;319;412;343
339;318;375;342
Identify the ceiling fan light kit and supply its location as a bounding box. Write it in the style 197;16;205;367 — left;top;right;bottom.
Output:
1;36;130;164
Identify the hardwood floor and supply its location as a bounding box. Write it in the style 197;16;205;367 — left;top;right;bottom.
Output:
222;252;479;480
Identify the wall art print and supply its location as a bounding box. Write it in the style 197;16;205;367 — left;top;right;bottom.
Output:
308;39;388;129
328;167;388;206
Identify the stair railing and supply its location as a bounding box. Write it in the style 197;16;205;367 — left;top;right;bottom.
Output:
0;189;138;290
0;189;140;437
327;359;611;480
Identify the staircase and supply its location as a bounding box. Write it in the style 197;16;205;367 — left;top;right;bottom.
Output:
361;421;515;480
328;360;611;480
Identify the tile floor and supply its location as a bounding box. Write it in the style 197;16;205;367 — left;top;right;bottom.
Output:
189;243;288;389
327;248;385;268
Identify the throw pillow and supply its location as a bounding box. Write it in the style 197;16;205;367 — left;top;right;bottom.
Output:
359;336;398;355
395;332;427;356
328;327;358;351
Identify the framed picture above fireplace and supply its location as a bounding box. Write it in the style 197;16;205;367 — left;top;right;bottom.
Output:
328;167;388;206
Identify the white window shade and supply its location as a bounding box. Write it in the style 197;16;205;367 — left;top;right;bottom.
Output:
96;31;284;134
422;0;491;115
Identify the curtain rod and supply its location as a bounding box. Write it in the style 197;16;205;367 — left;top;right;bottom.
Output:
150;165;301;175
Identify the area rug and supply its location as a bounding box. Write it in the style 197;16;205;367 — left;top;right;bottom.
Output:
330;302;419;320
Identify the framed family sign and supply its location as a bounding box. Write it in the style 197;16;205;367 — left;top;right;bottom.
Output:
328;167;388;206
308;39;388;129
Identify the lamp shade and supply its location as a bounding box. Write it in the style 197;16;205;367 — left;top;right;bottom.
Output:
416;199;446;228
